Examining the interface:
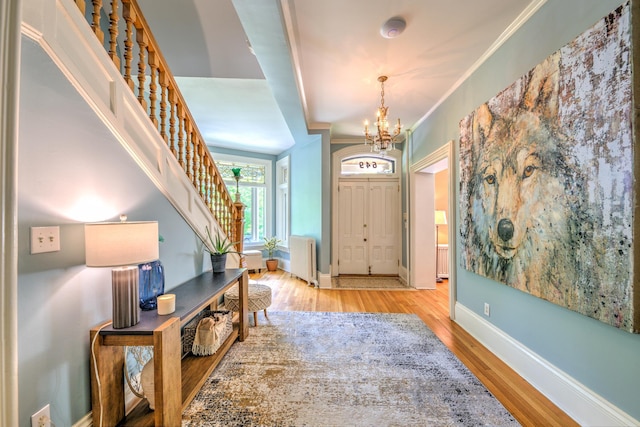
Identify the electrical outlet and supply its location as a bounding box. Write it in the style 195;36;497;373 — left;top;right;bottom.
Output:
484;303;490;316
30;226;60;254
31;404;50;427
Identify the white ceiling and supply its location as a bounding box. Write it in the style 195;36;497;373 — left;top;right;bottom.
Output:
135;0;537;155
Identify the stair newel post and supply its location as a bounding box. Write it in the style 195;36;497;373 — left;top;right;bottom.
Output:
234;202;245;255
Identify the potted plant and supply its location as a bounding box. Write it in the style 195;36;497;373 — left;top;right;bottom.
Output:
205;226;238;273
263;236;281;271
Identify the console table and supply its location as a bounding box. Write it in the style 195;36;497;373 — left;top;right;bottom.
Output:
89;268;249;427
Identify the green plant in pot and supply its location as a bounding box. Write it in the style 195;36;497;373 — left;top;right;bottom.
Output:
205;226;238;273
263;236;281;271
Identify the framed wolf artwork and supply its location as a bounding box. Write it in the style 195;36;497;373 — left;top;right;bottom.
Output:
459;1;639;332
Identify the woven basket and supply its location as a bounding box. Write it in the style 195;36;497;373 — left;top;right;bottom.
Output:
182;309;232;357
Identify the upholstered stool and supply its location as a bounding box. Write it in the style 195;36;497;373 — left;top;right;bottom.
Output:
244;250;263;273
224;282;272;326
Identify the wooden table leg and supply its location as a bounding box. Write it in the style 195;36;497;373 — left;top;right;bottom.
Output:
238;269;249;341
90;322;124;427
153;317;181;427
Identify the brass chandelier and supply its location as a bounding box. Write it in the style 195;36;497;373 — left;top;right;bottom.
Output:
363;75;402;154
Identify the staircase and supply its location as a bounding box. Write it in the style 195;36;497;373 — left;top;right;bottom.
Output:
22;0;244;255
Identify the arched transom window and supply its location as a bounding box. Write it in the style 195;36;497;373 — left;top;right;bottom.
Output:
341;155;395;175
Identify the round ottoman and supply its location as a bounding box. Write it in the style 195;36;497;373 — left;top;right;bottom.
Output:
224;283;272;326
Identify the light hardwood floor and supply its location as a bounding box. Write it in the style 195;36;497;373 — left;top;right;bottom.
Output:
250;269;578;427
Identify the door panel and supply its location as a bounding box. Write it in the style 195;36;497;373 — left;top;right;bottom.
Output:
338;182;368;274
369;181;399;274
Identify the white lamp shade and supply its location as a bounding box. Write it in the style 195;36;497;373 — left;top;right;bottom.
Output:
85;221;159;267
435;210;447;226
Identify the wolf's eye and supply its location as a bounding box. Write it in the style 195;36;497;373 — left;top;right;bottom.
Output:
485;174;496;185
522;165;536;179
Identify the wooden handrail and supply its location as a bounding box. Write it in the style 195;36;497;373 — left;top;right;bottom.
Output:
76;0;244;252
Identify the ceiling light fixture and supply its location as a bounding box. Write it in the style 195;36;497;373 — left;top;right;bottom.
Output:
364;76;402;155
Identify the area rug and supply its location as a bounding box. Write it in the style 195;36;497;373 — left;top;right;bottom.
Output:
182;311;519;427
331;275;410;290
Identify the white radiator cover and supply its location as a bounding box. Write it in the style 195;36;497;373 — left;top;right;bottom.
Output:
437;245;449;278
290;235;317;286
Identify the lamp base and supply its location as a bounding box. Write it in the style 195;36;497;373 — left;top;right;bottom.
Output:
112;266;140;329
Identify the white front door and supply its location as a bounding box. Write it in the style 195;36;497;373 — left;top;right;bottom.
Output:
338;181;368;274
368;180;400;274
338;179;399;275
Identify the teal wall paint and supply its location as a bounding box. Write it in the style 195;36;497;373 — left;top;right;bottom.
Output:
290;136;323;269
409;0;640;419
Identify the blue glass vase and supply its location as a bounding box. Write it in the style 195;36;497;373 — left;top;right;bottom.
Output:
138;260;165;310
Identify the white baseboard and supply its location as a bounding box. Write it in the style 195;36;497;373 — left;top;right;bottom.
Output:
277;258;323;288
279;257;290;273
318;273;331;288
454;303;638;427
73;412;92;427
399;266;408;285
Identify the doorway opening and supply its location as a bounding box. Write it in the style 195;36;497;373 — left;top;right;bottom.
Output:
409;142;455;319
331;146;402;279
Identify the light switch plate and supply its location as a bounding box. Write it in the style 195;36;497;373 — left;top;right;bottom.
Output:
30;226;60;254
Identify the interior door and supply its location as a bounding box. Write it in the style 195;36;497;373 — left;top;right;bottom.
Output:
337;181;368;274
338;179;399;275
368;180;399;274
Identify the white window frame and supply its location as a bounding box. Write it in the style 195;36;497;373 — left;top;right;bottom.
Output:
276;156;290;248
212;152;272;248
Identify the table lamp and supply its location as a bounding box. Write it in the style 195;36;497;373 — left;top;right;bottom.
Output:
85;216;159;329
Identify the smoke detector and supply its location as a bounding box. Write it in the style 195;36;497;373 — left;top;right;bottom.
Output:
380;16;406;39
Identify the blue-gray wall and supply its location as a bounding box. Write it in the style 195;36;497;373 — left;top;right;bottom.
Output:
409;0;640;419
289;135;324;269
17;38;212;426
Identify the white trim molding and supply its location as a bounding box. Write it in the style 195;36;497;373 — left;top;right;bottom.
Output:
1;0;21;425
455;303;638;427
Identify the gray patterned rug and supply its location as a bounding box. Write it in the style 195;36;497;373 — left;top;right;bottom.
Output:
331;276;410;289
182;311;519;427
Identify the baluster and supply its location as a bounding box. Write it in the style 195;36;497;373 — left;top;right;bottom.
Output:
206;160;213;210
213;175;220;220
91;0;105;43
197;139;205;196
137;29;148;111
207;163;215;212
169;90;177;154
185;125;193;181
148;50;158;127
177;106;185;168
159;71;168;142
122;2;135;90
195;140;202;192
108;0;120;68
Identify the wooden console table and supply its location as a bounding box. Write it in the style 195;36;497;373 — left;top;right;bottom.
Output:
89;268;249;427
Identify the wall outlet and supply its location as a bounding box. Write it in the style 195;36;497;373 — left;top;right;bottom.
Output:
484;302;490;316
31;404;50;427
30;226;60;254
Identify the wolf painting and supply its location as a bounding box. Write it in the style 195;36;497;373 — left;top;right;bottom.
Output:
459;2;637;332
